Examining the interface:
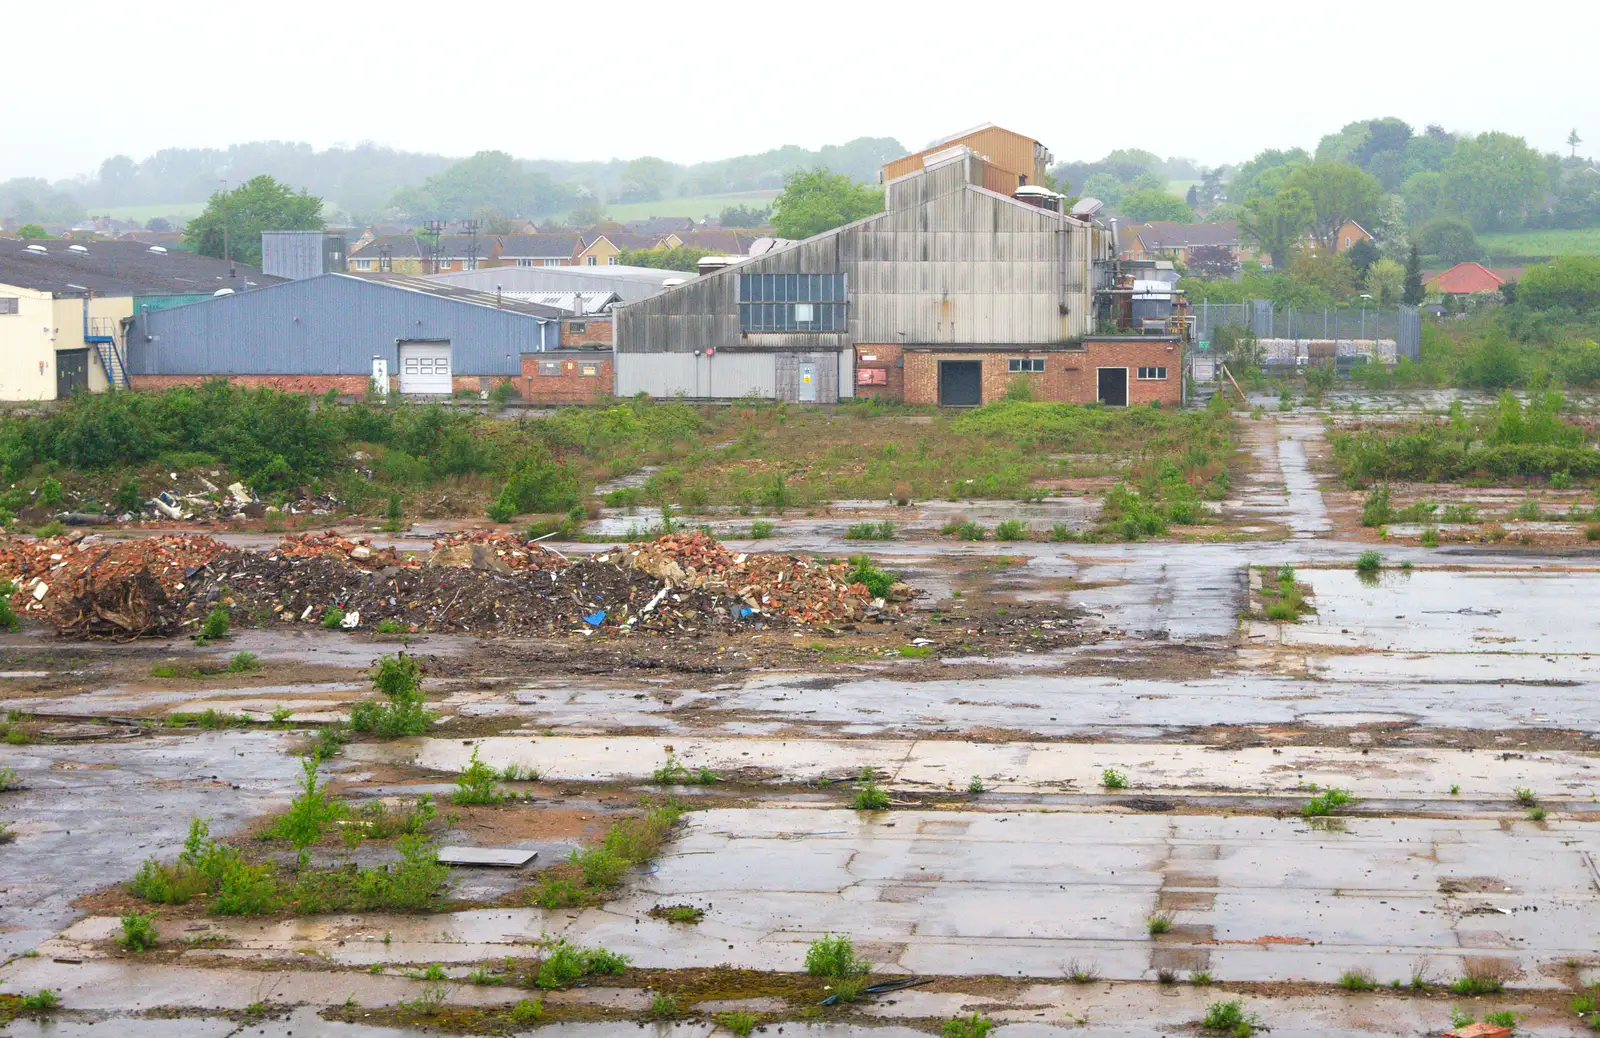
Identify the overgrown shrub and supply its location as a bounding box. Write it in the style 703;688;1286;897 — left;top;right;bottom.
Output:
805;934;871;978
349;654;431;738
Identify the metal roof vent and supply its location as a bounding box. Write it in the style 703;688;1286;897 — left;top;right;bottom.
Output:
1070;197;1104;217
148;245;167;254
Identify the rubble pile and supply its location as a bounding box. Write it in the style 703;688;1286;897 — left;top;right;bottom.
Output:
602;531;905;625
275;532;414;570
0;530;910;639
0;534;226;637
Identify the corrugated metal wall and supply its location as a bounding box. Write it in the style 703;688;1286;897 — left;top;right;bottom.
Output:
615;155;1105;364
126;274;552;377
615;352;778;398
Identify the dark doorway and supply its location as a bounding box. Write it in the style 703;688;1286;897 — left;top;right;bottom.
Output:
938;360;982;406
56;349;89;398
1097;367;1128;407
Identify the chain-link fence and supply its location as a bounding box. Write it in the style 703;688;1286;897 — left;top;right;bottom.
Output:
1193;300;1420;361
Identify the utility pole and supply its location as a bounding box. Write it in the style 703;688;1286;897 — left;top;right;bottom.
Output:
423;220;445;274
463;219;479;271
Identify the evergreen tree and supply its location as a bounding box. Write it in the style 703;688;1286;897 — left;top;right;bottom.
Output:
1402;242;1424;305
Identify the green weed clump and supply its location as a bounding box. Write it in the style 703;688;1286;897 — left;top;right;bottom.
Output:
321;607;346;629
533;939;630;989
854;772;890;810
747;519;775;539
265;756;348;857
226;651;260;673
1101;768;1129;790
349;654;432;738
716;1010;760;1036
651;755;718;786
942;1013;995;1038
1338;968;1377;991
118;910;158;952
845;519;896;540
1303;787;1356;817
509;998;543;1024
1146;913;1173;935
805;933;871;978
20;989;60;1011
1201;998;1260;1036
451;746;505;805
994;518;1029;541
198;607;231;641
1355;551;1381;573
941;518;987;540
1449;972;1505;996
1259;565;1313;622
0;581;19;631
845;554;897;599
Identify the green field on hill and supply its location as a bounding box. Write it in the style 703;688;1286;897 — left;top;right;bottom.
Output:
1479;228;1600;259
580;190;781;224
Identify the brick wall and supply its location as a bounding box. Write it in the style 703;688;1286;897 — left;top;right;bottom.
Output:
561;318;613;349
902;338;1182;407
130;374;374;395
520;352;613;404
853;343;903;400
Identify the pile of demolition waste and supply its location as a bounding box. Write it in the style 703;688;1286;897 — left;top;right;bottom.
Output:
0;530;911;639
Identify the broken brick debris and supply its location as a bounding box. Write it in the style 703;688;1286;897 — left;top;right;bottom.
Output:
0;530;908;639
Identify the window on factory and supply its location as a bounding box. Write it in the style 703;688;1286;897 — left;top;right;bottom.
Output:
569;322;587;334
737;273;847;332
1137;366;1168;380
354;259;372;271
1008;357;1045;373
0;298;18;315
537;360;560;377
515;258;533;268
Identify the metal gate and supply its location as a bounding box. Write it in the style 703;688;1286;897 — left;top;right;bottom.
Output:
56;349;89;398
938;361;982;407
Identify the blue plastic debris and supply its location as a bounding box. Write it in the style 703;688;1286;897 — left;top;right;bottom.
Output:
734;605;754;618
583;609;606;626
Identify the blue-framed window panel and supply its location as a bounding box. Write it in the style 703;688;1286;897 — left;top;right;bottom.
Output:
738;273;848;332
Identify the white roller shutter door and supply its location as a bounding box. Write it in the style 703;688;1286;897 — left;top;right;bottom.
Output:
398;341;452;395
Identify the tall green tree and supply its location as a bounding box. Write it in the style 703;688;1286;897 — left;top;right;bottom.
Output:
15;223;48;239
1226;148;1309;202
1440;132;1547;230
1118;189;1194;223
770;168;883;240
1238;186;1314;269
1419;216;1483;263
1286;163;1385;252
388;151;572;221
1402;243;1424;305
617;157;675;203
183;175;323;265
1365;257;1406;305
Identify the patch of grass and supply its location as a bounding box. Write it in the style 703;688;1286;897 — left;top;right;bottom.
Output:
648;904;705;924
845;519;896;540
150;664;180;678
349;653;432;739
498;762;541;782
898;644;933;658
845;553;897;599
941;518;987;540
651;754;718;785
451;746;505;805
1191;970;1213;985
941;1013;995;1038
1484;1010;1519;1028
747;519;775;539
1527;806;1547;821
533;939;630;989
118;910;158;952
716;1010;760;1036
1258;564;1314;622
225;651;260;673
1338;967;1377;991
1513;786;1538;806
20;989;60;1011
853;777;890;811
1157;968;1178;984
1064;958;1100;983
1303;787;1356;818
509;997;543;1024
1449;972;1505;996
649;992;682;1019
1450;784;1461;795
994;518;1029;541
375;618;406;634
198;607;231;641
1355;551;1381;573
270;705;293;725
321;607;346;629
805;933;871;978
1146;912;1173;935
265;756;347;857
1421;527;1441;547
1101;768;1128;790
1201;999;1260;1036
313;725;349;761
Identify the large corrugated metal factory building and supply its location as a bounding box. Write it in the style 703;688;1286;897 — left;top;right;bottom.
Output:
614;143;1183;407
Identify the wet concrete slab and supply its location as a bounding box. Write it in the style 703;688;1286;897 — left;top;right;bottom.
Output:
373;736;1600;803
1285;567;1600;654
0;731;302;959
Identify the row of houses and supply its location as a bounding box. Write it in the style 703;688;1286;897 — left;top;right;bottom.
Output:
345;225;770;274
4;126;1199;409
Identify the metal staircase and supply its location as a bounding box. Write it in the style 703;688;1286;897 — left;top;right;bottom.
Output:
85;316;130;390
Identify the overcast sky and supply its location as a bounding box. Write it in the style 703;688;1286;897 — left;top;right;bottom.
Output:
9;0;1599;182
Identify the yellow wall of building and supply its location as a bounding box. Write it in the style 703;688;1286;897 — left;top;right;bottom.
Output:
578;238;621;266
0;285;58;400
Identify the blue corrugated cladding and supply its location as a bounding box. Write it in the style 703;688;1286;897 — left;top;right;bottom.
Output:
125;274;554;377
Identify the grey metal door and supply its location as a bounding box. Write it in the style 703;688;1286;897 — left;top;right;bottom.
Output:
939;361;982;406
56;349;89;397
798;362;817;402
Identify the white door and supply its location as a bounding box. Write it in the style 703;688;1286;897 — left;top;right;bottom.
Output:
398;341;452;395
